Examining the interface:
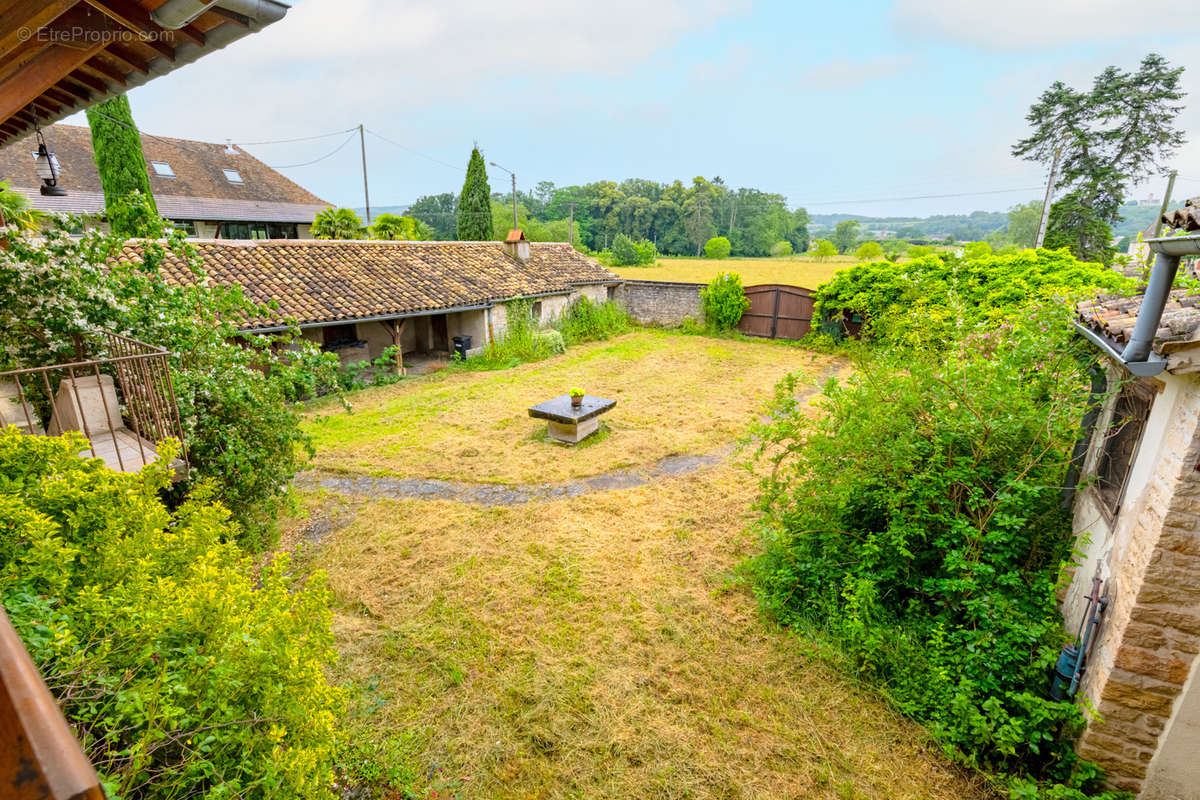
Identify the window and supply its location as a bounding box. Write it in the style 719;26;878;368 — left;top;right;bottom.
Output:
172;220;197;237
1094;380;1155;518
150;161;175;177
531;301;542;320
223;168;243;184
607;285;617;302
219;222;298;240
321;324;359;350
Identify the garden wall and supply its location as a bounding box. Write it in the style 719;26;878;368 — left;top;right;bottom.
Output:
615;280;704;326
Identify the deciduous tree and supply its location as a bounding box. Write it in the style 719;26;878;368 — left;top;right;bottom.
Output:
833;219;861;253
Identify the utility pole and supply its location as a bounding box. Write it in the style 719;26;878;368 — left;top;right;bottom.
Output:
568;202;575;247
1152;170;1178;240
1147;170;1178;266
488;161;518;231
359;124;371;226
1034;147;1061;248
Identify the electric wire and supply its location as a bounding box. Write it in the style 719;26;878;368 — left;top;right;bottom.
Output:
266;132;358;169
364;129;465;172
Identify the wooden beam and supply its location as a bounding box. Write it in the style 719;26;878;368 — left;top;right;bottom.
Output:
53;78;92;102
42;85;77;107
81;0;200;52
30;95;63;116
204;6;249;27
0;0;77;63
83;56;128;86
65;68;107;95
0;40;103;130
0;609;107;800
105;41;149;74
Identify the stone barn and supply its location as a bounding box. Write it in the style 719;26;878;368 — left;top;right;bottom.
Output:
116;233;621;368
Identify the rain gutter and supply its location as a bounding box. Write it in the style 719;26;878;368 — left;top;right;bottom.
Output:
1073;234;1200;377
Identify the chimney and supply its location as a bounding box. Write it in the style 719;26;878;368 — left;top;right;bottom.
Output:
503;229;530;261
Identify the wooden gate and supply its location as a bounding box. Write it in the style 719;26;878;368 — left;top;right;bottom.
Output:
737;284;815;340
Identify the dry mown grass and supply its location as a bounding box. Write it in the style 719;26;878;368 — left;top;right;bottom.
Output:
611;256;848;289
284;332;995;799
288;463;992;800
305;330;838;485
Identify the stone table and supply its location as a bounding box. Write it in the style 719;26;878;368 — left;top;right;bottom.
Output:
528;394;617;445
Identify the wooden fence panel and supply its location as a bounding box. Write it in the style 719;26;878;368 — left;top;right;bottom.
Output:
737;284;815;340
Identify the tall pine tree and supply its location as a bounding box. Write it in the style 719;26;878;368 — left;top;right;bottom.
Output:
457;146;493;241
86;94;157;236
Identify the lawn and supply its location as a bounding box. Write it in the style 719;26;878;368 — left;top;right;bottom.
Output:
286;330;995;800
611;256;853;289
305;330;841;485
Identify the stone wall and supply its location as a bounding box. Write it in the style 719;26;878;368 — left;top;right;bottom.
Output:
1068;368;1200;795
614;280;705;326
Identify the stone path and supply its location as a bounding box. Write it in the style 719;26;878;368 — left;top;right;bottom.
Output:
297;447;731;509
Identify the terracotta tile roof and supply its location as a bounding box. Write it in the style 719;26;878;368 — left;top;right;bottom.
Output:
115;239;620;331
1077;289;1200;354
0;124;331;222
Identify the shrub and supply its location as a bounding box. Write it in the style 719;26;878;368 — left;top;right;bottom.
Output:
965;240;993;259
811;239;838;261
633;238;658;265
700;272;749;330
749;308;1123;798
906;244;935;258
461;297;556;370
814;248;1133;348
769;240;793;257
558;297;630;345
703;236;732;259
0;430;341;799
854;241;883;260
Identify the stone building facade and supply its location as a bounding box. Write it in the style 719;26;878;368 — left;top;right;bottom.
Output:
1072;282;1200;797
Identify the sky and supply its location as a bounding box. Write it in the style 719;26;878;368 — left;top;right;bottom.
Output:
61;0;1200;218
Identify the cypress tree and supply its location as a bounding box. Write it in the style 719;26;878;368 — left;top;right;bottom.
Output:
85;94;158;236
456;146;493;241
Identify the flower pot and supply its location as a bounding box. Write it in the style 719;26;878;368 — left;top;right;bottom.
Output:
570;395;583;408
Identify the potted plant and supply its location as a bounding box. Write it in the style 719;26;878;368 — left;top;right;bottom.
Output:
569;387;585;408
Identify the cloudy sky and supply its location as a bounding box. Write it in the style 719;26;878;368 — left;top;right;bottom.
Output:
67;0;1200;217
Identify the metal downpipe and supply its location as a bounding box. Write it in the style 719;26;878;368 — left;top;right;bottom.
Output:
1124;250;1181;364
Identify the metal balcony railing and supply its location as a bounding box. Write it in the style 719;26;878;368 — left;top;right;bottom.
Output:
0;333;188;476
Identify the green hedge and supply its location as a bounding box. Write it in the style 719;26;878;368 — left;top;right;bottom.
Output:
0;430;341;799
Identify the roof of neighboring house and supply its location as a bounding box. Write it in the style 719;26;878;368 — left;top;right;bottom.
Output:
0;1;290;148
0;124;331;223
115;238;621;331
1077;290;1200;354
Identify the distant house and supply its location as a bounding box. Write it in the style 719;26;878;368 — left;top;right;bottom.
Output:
1069;230;1200;797
116;230;622;365
0;123;331;238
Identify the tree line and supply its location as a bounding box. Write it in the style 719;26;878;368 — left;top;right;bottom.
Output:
404;148;811;257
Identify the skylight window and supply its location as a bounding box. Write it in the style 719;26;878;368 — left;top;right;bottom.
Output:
223;168;243;184
150;161;175;177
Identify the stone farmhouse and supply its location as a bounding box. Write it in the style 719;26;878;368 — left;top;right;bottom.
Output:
1071;230;1200;798
117;230;621;366
0;123;331;239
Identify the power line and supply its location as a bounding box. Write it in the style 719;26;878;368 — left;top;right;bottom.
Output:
235;127;357;146
801;186;1045;207
266;132;357;169
365;128;464;172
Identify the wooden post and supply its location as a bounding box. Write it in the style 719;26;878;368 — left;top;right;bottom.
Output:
385;319;406;375
0;608;107;800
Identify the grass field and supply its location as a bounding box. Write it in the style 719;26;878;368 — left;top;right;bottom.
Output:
611;256;853;289
286;331;995;800
305;330;838;485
